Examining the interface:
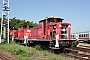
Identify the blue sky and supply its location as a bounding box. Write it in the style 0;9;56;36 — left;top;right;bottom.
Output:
0;0;90;32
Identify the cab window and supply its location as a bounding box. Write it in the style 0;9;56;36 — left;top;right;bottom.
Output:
56;19;62;23
39;22;42;26
48;19;54;24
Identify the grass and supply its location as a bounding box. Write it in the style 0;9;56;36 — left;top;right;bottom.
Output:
0;41;74;60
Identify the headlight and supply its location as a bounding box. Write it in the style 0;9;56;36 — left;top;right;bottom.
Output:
62;28;65;31
59;24;62;27
54;26;56;28
68;25;71;28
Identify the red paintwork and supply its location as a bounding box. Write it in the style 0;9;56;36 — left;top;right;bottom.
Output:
79;38;90;40
10;17;72;41
71;38;90;41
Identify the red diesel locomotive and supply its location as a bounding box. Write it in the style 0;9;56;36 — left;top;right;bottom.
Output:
10;16;79;49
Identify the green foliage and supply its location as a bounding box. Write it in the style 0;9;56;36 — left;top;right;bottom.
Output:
0;17;38;30
9;17;38;29
42;52;48;56
11;49;29;57
0;41;74;60
0;18;1;29
34;45;42;51
1;39;7;44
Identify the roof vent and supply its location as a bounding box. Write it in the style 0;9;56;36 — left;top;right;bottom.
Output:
50;15;54;18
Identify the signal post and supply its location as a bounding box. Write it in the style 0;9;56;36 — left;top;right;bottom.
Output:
0;0;10;44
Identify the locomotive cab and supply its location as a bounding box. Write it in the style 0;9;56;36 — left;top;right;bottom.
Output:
39;16;71;40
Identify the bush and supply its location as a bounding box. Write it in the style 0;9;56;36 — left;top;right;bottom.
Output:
34;45;42;51
1;39;7;44
43;53;48;56
11;49;29;57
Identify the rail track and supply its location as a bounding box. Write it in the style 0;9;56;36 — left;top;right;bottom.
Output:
0;50;19;60
64;43;90;60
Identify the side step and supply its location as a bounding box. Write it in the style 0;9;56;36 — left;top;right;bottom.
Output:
49;47;60;49
49;41;54;48
21;43;28;45
49;41;60;49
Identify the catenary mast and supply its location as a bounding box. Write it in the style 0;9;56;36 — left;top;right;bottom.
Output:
0;0;10;44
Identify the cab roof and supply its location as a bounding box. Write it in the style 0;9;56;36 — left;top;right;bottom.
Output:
39;17;64;22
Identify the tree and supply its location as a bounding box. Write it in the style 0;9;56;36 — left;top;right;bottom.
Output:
9;17;38;29
0;18;1;29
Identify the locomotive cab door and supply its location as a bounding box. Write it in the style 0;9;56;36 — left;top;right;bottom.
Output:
39;21;46;39
43;21;46;35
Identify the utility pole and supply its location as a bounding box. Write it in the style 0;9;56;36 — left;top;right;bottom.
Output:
0;0;10;44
